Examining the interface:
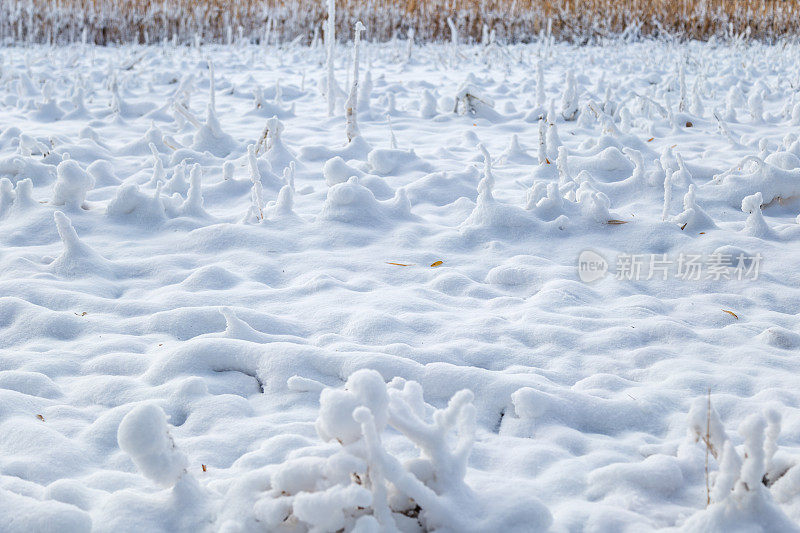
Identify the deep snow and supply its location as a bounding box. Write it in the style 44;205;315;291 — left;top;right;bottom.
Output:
1;38;800;532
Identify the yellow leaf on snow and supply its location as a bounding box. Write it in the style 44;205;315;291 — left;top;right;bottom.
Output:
607;220;629;225
722;310;739;319
431;261;443;267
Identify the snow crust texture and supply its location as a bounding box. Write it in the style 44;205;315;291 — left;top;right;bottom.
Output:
1;39;800;531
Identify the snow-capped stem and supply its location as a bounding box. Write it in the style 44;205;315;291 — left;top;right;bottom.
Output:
274;185;295;217
619;107;634;131
738;414;767;493
749;89;764;122
283;161;296;191
764;410;781;470
247;144;265;221
673;152;693;187
0;178;13;216
256;116;284;156
345;21;366;143
274;79;282;106
561;70;578;121
222;161;234;181
54;211;82;253
352;408;400;533
183;163;204;214
556;146;570;185
388;116;398;149
253;86;264;110
724;86;741;121
537;118;548;164
388;388;476;489
712;441;742;502
325;0;336;116
149;142;165;185
664;93;677;129
692;78;704;116
623;148;644;184
689;395;729;462
386;92;397;115
683;184;696;211
447;17;458;54
742;192;771;237
678;61;687;112
662;168;673;221
536;59;546;108
208;59;215;112
172;101;204;130
368;436;448;521
479;143;493;188
547;102;562;157
712;108;740;145
420;89;437;118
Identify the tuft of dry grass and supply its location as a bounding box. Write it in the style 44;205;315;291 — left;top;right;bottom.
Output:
2;0;800;45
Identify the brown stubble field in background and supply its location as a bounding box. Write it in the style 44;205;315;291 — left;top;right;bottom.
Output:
1;0;798;44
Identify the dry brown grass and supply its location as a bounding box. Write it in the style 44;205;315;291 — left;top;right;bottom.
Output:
2;0;800;45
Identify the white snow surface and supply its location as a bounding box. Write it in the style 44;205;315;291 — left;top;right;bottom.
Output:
1;39;800;531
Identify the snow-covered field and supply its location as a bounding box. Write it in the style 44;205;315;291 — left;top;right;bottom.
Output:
2;38;800;532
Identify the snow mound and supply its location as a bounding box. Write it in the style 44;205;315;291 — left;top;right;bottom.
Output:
674;184;716;232
53;159;94;208
51;211;114;278
117;403;188;488
710;156;800;207
319;177;412;226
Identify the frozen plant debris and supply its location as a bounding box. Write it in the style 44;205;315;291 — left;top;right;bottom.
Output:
245;369;553;532
453;83;495;117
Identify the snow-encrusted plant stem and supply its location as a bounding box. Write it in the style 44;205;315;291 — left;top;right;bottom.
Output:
537;118;548;164
662;167;673;220
345;21;366;142
447;17;458;63
325;0;336;116
679;60;687;112
536;59;546;108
